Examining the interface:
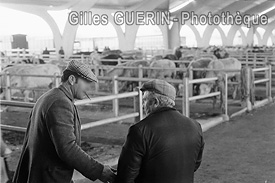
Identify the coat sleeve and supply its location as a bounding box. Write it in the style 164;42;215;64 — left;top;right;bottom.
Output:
194;123;205;172
0;131;7;157
116;125;146;183
46;99;104;181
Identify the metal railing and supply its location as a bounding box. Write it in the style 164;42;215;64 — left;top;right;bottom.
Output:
1;64;273;132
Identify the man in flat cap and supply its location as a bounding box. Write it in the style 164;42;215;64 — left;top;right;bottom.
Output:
13;60;116;183
115;79;204;183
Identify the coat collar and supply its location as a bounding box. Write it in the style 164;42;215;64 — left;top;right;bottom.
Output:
58;84;74;102
147;107;176;117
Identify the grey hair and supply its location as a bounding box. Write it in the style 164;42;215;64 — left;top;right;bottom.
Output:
144;91;175;108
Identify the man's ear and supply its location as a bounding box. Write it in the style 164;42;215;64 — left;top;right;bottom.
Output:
68;75;76;85
153;97;159;107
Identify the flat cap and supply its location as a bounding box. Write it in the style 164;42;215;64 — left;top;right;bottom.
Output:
140;79;176;100
65;60;98;83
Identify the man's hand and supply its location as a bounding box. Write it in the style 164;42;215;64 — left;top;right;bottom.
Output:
99;165;116;183
1;146;12;160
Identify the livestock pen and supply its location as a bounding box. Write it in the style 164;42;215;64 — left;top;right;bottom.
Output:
1;64;273;133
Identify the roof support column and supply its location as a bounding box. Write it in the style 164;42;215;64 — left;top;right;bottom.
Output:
202;25;226;46
37;11;62;53
246;26;256;46
227;25;247;46
167;21;181;49
62;0;99;56
262;24;274;45
107;13;139;51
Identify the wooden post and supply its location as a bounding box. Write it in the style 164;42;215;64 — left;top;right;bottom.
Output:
182;78;189;117
5;72;11;100
138;65;143;88
113;75;119;117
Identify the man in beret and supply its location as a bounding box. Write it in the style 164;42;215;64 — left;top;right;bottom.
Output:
115;79;204;183
13;60;116;183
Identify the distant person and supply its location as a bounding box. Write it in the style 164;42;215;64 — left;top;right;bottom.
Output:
94;46;99;52
175;46;183;59
59;46;65;55
59;46;65;59
115;79;204;183
42;47;50;59
13;60;116;183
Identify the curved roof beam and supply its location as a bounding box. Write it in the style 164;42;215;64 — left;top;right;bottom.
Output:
194;0;235;15
47;0;81;11
241;1;275;15
128;0;167;11
214;1;252;15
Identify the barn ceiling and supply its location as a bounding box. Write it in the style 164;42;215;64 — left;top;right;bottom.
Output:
0;0;274;24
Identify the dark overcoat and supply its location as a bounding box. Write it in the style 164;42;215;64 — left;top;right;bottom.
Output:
116;107;204;183
13;85;103;183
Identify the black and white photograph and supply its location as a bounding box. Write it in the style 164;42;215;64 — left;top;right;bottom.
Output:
0;0;275;182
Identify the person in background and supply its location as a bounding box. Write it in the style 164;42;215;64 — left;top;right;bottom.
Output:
175;46;183;59
59;46;65;60
13;60;116;183
42;47;50;59
116;79;204;183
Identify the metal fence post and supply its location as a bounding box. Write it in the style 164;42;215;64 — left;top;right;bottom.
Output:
22;49;25;59
134;87;143;123
94;65;99;92
138;65;143;88
182;78;189;117
0;51;3;64
265;65;269;98
268;64;272;101
253;53;257;68
222;73;229;121
264;56;268;66
113;75;119;117
54;73;59;88
189;66;193;97
81;54;84;63
138;88;143;121
5;72;11;101
248;51;250;67
245;67;253;111
17;48;20;60
118;58;122;65
181;78;185;116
